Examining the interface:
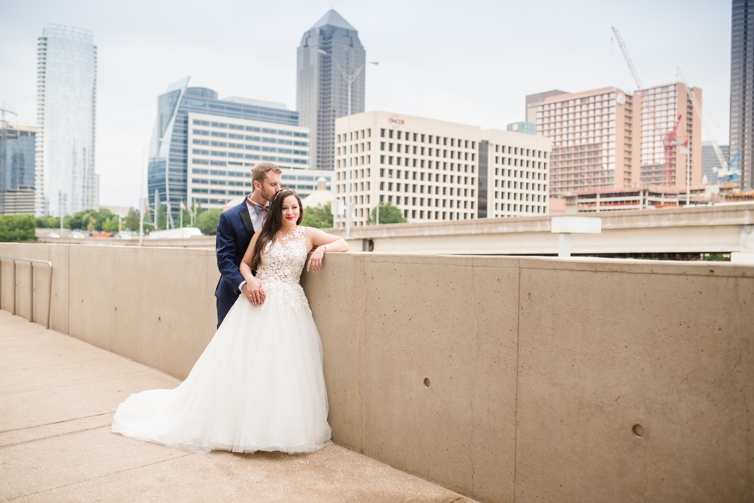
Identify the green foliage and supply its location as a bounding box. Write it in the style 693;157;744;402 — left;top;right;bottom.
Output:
36;216;62;228
124;207;140;231
196;208;222;235
67;208;118;232
367;202;408;225
157;205;167;231
0;214;36;242
301;203;333;229
180;208;192;227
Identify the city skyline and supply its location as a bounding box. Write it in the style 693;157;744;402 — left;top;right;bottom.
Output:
0;0;731;207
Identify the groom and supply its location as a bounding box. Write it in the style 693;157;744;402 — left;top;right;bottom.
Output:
214;162;282;327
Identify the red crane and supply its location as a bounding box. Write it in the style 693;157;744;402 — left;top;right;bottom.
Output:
612;27;683;188
663;115;687;187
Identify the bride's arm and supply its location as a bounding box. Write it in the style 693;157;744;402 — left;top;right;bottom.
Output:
240;232;264;304
305;227;349;272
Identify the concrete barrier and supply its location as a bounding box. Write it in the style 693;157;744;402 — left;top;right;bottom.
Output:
1;242;751;503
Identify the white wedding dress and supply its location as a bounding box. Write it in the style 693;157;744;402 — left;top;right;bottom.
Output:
112;226;331;454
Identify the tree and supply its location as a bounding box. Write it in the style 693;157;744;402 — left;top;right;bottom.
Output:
123;207;140;231
302;203;333;229
0;214;36;242
94;208;115;231
196;208;222;235
367;202;407;225
36;216;62;228
157;204;167;230
180;207;192;227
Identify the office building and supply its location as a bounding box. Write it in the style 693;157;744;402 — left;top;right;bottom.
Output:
333;111;479;227
730;0;754;189
0;121;36;214
148;78;303;219
535;84;700;198
36;24;98;216
297;9;366;171
480;129;551;218
188;111;329;210
701;141;730;185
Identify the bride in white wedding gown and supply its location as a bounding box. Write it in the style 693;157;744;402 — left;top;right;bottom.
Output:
112;189;349;454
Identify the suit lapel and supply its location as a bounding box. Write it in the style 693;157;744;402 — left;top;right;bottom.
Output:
239;203;254;236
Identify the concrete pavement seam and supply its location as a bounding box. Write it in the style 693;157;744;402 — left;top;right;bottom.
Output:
0;423;113;449
0;412;112;436
0;368;168;397
4;452;194;502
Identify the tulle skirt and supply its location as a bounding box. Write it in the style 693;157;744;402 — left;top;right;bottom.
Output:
111;285;331;454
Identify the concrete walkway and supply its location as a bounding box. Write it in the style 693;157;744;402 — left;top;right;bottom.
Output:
0;311;473;502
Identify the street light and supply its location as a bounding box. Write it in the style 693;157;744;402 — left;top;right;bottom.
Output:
318;49;378;238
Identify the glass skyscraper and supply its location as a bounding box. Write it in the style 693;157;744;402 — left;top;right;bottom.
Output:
0;122;37;214
297;9;366;171
148;77;300;220
36;24;98;216
730;0;754;190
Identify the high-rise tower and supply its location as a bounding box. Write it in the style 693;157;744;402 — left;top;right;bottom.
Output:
730;0;754;190
297;10;365;171
36;24;98;216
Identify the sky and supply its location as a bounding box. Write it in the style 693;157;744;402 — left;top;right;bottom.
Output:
0;0;732;208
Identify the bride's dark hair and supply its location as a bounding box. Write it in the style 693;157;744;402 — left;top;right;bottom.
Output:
251;189;304;271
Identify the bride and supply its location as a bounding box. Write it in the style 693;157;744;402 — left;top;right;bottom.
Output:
112;189;349;454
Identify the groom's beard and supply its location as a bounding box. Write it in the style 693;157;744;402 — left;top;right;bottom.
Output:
261;187;279;202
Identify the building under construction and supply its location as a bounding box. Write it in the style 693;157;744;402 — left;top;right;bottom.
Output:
534;83;702;199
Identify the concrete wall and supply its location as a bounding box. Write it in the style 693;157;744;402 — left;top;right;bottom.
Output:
1;242;752;503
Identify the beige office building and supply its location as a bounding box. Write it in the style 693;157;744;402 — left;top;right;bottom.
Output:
480;129;552;218
333;111;480;227
333;111;553;226
536;84;701;198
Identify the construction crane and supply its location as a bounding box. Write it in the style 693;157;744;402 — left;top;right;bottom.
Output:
677;66;740;184
612;27;683;188
715;150;740;183
0;106;17;125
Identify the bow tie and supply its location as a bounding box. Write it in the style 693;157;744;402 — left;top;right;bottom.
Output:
251;202;268;215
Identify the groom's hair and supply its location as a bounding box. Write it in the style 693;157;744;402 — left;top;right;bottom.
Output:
251;162;282;185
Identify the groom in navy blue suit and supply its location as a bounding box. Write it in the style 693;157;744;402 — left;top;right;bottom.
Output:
214;162;282;327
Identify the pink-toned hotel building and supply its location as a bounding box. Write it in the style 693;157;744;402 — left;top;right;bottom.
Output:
535;84;702;198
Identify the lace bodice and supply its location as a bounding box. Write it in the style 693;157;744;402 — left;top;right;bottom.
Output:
255;226;310;313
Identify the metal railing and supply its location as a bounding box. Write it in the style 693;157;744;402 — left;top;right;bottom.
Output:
0;256;53;328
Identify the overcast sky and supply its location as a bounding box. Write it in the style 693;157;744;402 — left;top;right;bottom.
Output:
0;0;731;208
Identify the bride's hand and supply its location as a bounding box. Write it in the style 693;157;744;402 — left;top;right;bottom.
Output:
307;246;326;272
243;278;265;306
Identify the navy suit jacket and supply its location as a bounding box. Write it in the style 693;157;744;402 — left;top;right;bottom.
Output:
214;200;256;304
